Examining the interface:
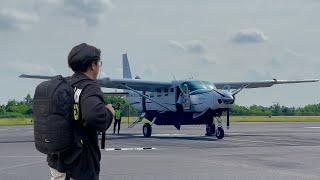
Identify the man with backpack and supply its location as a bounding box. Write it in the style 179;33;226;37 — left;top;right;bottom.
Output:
33;43;114;180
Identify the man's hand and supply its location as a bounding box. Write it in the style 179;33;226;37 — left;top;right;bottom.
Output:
105;104;115;117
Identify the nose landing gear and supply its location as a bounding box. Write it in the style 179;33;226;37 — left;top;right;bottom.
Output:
215;116;225;139
215;127;224;139
205;116;225;139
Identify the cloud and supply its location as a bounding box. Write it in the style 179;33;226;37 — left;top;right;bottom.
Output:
198;56;216;65
285;48;309;58
246;69;273;81
168;39;216;66
0;9;38;31
267;58;283;69
142;64;158;78
0;0;115;28
185;40;206;54
231;28;268;44
8;61;56;75
168;40;185;52
168;40;206;54
61;0;114;26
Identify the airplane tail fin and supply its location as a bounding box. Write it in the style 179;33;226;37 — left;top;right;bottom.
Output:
122;53;132;79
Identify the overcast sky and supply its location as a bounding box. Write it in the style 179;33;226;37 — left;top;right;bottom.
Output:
0;0;319;107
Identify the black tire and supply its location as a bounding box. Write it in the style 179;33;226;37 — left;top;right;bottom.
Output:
205;124;215;136
143;123;152;138
216;127;224;139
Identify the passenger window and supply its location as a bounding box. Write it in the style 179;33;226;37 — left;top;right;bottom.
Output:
164;88;169;96
156;88;162;97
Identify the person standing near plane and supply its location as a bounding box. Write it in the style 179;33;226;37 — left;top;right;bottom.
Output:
48;43;115;180
113;103;123;134
177;83;191;110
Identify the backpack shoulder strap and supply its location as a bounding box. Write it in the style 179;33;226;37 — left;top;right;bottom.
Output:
67;79;96;145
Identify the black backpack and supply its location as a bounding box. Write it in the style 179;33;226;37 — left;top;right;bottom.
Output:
33;75;81;154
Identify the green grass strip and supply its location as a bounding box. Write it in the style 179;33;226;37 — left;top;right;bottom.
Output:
1;116;320;126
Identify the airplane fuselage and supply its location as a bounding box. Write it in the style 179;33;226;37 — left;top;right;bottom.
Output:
125;80;234;128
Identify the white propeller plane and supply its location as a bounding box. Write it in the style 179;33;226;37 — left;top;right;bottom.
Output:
20;54;319;139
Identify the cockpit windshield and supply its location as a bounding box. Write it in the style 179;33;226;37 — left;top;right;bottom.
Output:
180;80;216;92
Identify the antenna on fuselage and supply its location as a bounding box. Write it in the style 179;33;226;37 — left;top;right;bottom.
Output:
171;73;177;81
187;72;194;80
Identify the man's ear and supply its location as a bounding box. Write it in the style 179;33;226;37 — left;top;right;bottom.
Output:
89;63;95;71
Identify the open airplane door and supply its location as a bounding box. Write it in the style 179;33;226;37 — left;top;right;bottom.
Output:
175;83;191;111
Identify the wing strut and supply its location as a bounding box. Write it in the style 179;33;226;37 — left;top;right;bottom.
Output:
232;84;250;95
128;112;146;128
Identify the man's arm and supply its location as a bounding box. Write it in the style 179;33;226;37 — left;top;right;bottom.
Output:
80;85;113;132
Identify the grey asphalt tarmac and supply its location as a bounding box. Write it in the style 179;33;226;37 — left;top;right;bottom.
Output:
1;122;320;180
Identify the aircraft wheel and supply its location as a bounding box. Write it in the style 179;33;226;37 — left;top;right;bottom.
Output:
205;124;215;136
216;127;224;139
143;123;152;137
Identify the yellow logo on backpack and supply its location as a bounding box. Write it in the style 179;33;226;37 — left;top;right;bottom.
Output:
73;104;80;121
73;88;82;121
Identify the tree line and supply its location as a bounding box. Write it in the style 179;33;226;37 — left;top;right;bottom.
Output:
1;94;320;118
0;94;138;118
231;103;320;116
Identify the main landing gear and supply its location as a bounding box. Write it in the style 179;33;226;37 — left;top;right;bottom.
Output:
205;116;225;139
142;123;152;137
142;117;156;138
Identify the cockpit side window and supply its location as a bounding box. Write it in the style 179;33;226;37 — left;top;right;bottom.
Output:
180;81;215;92
180;83;189;94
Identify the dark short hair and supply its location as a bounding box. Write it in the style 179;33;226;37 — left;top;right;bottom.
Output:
68;43;101;72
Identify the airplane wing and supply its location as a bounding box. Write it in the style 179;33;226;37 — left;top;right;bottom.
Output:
19;74;55;80
20;74;318;91
98;78;172;92
214;79;319;90
103;92;129;96
20;74;172;92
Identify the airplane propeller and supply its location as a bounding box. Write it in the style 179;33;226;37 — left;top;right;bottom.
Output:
226;109;230;129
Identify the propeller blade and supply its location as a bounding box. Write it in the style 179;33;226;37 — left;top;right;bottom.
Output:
211;89;225;97
227;110;230;129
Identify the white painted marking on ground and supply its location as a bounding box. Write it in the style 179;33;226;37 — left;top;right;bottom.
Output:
304;127;320;129
105;147;157;151
135;134;200;137
229;139;299;146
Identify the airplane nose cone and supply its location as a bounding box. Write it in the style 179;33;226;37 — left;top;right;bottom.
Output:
221;93;235;104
